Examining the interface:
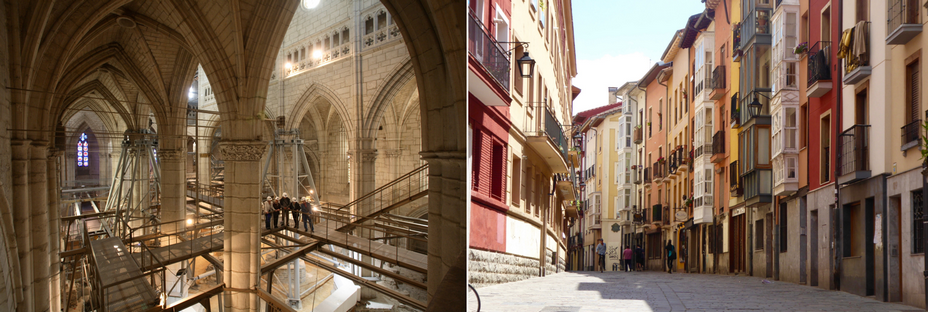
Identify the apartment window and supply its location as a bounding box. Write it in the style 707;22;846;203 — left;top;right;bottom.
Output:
512;156;522;207
856;0;868;22
513;43;525;95
914;190;925;254
785;107;798;150
755;219;764;250
780;202;788;252
490;142;505;201
801;12;809;43
534;172;542;217
820;114;831;183
906;58;920;125
526;165;534;214
855;87;868;125
821;6;831;42
800;104;808;148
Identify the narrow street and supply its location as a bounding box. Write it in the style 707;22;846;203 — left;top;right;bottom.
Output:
469;272;920;312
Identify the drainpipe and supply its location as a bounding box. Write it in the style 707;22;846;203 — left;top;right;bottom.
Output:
658;68;670;272
834;0;842;291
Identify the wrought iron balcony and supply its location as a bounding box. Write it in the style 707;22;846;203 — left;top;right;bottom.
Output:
901;119;921;150
730;160;743;197
733;22;743;62
837;125;871;185
644;167;652;184
467;9;510;92
653;161;664;181
730;93;741;127
709;65;726;100
887;0;922;45
524;106;570;173
634;126;643;144
806;41;832;97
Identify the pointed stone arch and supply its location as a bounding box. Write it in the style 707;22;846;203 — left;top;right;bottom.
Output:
288;82;352;133
363;59;414;140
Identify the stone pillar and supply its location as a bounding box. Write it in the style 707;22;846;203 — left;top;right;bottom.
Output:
47;148;61;312
29;142;50;312
218;141;266;312
420;151;465;302
159;148;187;234
351;139;377;217
198;135;213;186
11;140;33;311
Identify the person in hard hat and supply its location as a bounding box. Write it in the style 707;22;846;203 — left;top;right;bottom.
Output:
273;197;281;228
300;197;314;233
262;196;274;230
280;193;292;227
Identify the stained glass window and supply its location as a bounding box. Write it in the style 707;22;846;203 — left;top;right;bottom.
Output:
77;133;89;167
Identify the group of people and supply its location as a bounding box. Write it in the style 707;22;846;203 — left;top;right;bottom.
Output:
261;192;315;233
595;239;674;273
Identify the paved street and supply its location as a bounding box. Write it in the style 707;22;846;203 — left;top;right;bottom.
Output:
468;271;921;312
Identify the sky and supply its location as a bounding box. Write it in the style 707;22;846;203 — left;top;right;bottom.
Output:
570;0;707;115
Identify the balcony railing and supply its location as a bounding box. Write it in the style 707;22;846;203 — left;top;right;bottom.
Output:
525;105;569;160
843;22;871;84
634;127;643;144
837;125;870;180
653;161;664;180
730;93;741;126
730;160;743;196
740;8;772;50
709;65;726;100
644;167;652;183
902;119;921;148
467;9;510;91
807;41;832;88
733;22;743;62
712;130;725;156
887;0;921;44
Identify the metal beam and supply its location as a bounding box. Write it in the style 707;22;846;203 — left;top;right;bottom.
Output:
316;248;426;290
301;255;427;310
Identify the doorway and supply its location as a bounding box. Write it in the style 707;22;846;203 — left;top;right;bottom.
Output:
766;212;774;278
811;209;819;286
730;214;745;273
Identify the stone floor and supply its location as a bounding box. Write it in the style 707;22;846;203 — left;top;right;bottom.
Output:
467;271;922;312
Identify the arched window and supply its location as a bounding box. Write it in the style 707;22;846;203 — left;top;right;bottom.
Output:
77;133;89;167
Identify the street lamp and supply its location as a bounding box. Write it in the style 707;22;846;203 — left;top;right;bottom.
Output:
517;52;536;78
748;92;770;118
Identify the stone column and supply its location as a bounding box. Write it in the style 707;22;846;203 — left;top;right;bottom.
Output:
47;148;61;312
351;139;377;218
159;148;187;234
218;141;266;312
29;142;50;312
420;151;465;302
10;139;32;311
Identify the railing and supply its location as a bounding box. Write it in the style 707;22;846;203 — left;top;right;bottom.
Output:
902;119;921;146
837;125;870;176
644;167;651;183
730;93;741;125
651;205;663;222
740;8;772;49
730;160;742;196
525;105;570;160
711;65;726;91
653;161;664;179
335;163;429;221
467;8;511;91
807;41;832;87
712;130;725;156
888;0;920;32
733;22;743;60
633;127;643;144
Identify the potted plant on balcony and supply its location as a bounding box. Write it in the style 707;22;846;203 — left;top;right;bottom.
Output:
657;156;666;164
794;42;809;55
920;120;928;177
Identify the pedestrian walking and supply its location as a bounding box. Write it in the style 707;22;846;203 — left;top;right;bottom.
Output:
273;197;281;228
596;239;606;273
666;240;676;274
623;246;633;272
280;193;292;227
635;244;645;271
262;196;274;230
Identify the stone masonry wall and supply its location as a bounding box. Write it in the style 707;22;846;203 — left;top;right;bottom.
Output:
468;248;539;288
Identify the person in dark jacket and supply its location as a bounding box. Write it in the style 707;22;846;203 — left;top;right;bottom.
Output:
635;245;645;271
666;240;676;274
272;197;281;228
280;193;292;227
300;197;314;233
291;197;301;229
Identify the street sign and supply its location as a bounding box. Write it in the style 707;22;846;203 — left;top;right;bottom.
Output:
675;210;688;222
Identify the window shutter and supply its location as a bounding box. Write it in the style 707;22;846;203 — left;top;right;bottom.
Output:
912;62;919;123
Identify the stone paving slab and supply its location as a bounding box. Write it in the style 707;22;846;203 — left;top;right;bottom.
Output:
468;271;922;312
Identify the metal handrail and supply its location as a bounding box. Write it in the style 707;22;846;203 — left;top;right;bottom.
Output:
807;41;832;87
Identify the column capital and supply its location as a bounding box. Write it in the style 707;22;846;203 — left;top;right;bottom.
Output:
219;140;267;161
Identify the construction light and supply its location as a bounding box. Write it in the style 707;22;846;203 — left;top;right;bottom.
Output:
187;219;193;225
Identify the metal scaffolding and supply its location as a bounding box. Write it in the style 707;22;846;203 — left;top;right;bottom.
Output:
101;129;161;240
